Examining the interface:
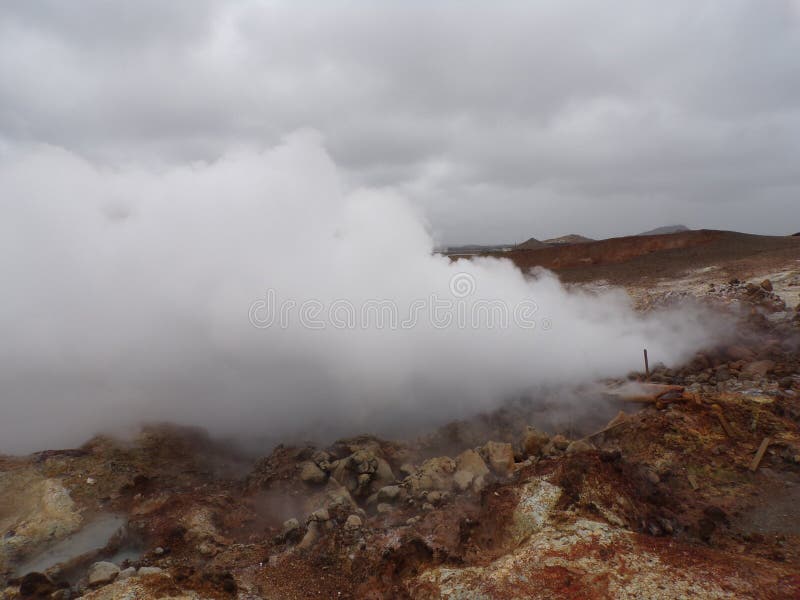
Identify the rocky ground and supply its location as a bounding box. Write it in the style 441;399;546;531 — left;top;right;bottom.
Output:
2;266;800;598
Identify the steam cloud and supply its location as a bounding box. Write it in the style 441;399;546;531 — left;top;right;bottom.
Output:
0;132;715;453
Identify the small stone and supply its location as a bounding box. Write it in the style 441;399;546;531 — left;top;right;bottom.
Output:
406;516;421;525
86;477;96;485
309;508;330;522
87;561;120;586
426;491;446;504
198;541;218;556
551;434;570;451
761;279;773;291
377;485;403;503
118;567;137;580
299;461;327;484
344;515;362;530
137;566;163;576
421;502;434;511
376;502;393;514
153;546;165;555
281;518;301;537
297;521;320;550
646;471;661;484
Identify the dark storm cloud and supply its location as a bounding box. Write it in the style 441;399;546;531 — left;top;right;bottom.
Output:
1;0;799;242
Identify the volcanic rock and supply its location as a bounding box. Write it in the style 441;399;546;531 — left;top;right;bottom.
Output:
406;456;456;492
377;485;403;503
484;441;515;476
344;514;362;530
455;449;490;478
299;461;327;484
87;561;120;586
521;427;550;457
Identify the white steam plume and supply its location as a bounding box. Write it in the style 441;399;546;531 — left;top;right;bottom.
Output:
0;132;714;453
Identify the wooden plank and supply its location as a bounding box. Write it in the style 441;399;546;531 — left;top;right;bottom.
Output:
749;437;771;472
711;404;736;438
715;413;735;438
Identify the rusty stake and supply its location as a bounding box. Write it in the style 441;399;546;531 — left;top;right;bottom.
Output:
643;348;650;380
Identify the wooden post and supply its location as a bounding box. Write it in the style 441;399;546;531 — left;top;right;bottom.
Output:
643;349;650;380
749;437;771;472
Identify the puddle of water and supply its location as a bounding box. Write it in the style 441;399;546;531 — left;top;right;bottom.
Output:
13;514;128;576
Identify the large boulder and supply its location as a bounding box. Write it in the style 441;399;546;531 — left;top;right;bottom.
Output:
521;427;550;457
484;441;515;477
406;457;456;492
453;470;475;492
455;449;489;478
299;461;327;484
329;449;393;497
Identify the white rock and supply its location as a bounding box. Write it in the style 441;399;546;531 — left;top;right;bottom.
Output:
484;442;514;477
377;485;403;502
453;470;475;491
87;561;120;586
455;449;489;478
344;515;362;530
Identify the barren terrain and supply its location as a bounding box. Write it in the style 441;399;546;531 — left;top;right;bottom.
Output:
2;231;800;599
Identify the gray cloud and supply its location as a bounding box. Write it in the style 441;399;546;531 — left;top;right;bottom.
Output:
1;0;799;243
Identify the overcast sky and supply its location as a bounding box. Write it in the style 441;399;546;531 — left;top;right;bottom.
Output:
1;1;799;244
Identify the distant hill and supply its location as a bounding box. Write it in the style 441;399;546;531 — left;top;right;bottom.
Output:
441;243;514;255
638;225;690;236
496;229;800;285
543;234;594;245
517;237;550;250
